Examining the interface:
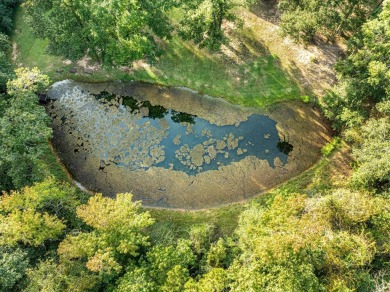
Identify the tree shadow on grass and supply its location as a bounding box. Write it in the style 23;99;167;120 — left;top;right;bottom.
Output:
132;27;304;109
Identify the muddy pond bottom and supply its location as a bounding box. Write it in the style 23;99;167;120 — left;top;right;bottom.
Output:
47;80;331;209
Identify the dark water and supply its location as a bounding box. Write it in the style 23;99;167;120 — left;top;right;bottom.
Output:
90;92;293;175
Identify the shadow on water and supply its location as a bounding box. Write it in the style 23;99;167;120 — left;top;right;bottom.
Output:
94;91;169;119
277;140;294;155
171;110;197;124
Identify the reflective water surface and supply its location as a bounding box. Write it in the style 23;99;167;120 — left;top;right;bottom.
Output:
47;87;292;176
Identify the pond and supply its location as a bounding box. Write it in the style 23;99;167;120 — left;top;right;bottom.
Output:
46;80;330;209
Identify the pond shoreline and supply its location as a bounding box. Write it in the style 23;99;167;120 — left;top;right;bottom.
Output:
46;80;332;210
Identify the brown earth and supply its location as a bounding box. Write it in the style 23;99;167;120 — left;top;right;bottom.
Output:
48;81;332;210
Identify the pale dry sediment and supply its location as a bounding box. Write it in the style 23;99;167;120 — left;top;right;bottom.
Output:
47;81;332;209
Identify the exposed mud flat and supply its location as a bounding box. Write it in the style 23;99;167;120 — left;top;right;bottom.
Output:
47;80;332;209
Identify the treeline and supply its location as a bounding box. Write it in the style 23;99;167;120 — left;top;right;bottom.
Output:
322;0;389;192
0;179;388;291
277;0;390;192
0;0;19;92
22;0;253;65
20;0;384;68
278;0;382;43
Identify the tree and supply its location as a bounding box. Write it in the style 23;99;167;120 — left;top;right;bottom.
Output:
160;265;190;292
144;241;195;286
188;223;215;255
115;265;157;292
335;0;389;99
0;179;91;290
24;259;100;292
185;268;228;291
278;0;379;43
0;178;85;227
179;0;250;50
0;1;18;91
0;247;29;291
322;0;389;129
0;33;13;93
348;102;390;190
231;191;388;291
115;240;196;291
0;0;20;35
23;0;175;65
0;68;52;190
231;195;326;291
0;196;65;247
58;194;154;284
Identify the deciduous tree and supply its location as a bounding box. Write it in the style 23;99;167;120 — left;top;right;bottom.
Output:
279;0;379;43
58;194;154;283
24;0;175;65
0;68;51;190
179;0;251;50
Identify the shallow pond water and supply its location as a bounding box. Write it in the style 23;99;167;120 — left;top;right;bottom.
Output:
46;80;330;209
47;85;291;176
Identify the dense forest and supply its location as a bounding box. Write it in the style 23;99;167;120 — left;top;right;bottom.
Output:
0;0;389;291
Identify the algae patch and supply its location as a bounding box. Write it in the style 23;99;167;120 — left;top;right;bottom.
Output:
45;80;331;209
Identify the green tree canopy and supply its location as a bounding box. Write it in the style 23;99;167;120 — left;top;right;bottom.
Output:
23;0;175;65
58;194;154;284
279;0;379;43
322;0;390;129
179;0;253;50
0;192;65;247
231;191;388;291
0;33;13;93
0;0;20;35
0;247;29;291
347;102;390;190
0;68;52;190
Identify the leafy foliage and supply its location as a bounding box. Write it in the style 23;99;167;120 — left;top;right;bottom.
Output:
23;0;175;65
6;67;50;94
58;194;154;284
321;137;341;156
322;0;390;130
0;1;18;91
0;68;52;190
232;191;388;291
0;247;29;290
115;240;196;291
179;0;247;50
0;33;13;93
0;182;67;247
0;0;20;35
24;259;99;292
347;102;390;190
278;0;379;43
1;178;85;226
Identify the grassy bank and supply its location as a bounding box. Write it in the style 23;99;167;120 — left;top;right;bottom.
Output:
12;8;301;109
